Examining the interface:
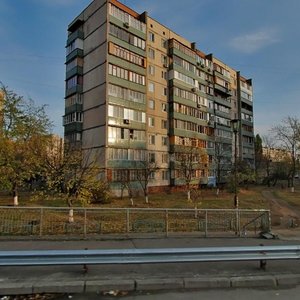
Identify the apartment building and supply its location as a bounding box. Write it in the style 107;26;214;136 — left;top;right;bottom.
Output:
63;0;254;193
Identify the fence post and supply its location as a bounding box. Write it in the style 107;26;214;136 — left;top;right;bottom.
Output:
39;208;43;237
205;210;208;237
165;209;169;237
126;209;130;234
84;209;87;238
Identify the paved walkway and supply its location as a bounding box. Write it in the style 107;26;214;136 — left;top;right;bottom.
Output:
1;235;300;295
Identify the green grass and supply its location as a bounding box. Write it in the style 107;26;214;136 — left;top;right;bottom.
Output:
1;182;299;211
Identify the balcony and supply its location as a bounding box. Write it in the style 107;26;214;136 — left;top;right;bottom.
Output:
66;66;83;80
214;84;231;97
65;103;83;115
66;49;83;63
67;29;84;45
64;122;83;133
65;85;83;97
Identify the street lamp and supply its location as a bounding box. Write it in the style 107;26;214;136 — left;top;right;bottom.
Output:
231;119;239;209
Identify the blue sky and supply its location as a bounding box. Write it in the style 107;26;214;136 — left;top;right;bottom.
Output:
0;0;299;137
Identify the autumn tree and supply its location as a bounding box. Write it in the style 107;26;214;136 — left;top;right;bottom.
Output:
272;116;300;192
175;147;205;201
136;156;159;204
0;84;52;205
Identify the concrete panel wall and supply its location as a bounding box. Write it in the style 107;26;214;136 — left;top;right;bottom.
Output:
82;125;106;148
84;43;107;73
84;24;107;55
83;84;106;111
83;104;106;129
83;63;106;92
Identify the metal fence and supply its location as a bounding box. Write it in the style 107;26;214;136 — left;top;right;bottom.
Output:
0;206;271;238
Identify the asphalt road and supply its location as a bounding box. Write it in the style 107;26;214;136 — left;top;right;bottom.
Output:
0;235;300;295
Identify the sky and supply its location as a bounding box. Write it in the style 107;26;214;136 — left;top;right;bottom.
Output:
0;0;300;137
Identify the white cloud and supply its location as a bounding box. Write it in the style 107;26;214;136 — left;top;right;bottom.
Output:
229;28;280;54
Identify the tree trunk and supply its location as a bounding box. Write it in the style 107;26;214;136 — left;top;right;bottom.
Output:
187;189;191;201
68;208;74;223
145;195;149;204
216;188;220;197
291;186;295;193
13;182;18;206
130;198;134;206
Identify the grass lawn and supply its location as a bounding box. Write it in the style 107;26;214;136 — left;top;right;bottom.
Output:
0;186;269;210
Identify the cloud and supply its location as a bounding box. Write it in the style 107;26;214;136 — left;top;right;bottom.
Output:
229;28;280;54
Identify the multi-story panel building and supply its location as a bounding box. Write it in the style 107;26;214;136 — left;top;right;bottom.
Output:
64;0;255;194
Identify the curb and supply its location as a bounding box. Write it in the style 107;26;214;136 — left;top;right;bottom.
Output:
2;274;300;295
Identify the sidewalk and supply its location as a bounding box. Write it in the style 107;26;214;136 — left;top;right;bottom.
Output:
0;235;300;295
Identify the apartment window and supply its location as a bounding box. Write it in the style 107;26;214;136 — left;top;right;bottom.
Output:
109;23;146;50
163;87;167;96
162;170;169;180
161;71;167;79
149;152;156;163
148;134;155;145
148;117;155;127
162;136;168;146
148;31;155;42
161;38;167;48
148;99;155;109
148;82;155;92
108;64;145;85
161;119;168;129
161;54;168;65
148;47;155;59
162;153;168;163
162;103;167;112
148;65;155;75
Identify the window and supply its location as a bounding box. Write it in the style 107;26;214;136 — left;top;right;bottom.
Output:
149;134;155;145
162;153;168;163
161;38;167;48
162;170;169;180
162;136;168;146
148;117;155;127
148;48;155;59
148;65;155;75
161;119;168;129
148;99;155;109
162;103;167;112
161;71;167;80
148;82;155;92
149;152;155;163
108;64;145;85
161;55;168;66
163;87;167;96
148;31;155;42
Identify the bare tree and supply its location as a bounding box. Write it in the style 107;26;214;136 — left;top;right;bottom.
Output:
136;159;159;204
175;147;205;201
212;138;231;196
272;116;300;192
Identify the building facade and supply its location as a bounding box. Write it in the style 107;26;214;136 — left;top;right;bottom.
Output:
64;0;254;193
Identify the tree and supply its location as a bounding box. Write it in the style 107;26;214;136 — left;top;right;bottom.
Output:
136;158;159;204
272;116;300;192
175;147;205;201
0;84;52;205
212;138;231;195
254;134;263;181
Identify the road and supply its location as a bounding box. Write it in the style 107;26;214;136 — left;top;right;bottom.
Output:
0;235;300;295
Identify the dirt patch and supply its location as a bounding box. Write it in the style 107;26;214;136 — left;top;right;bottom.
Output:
261;190;300;229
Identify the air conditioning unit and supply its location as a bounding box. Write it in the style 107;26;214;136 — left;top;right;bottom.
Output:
123;22;129;28
163;63;169;68
197;103;201;108
201;64;205;68
191;87;198;92
197;62;201;66
123;119;130;124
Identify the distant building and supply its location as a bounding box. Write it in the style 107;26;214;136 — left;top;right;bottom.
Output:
262;147;291;162
64;0;254;194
